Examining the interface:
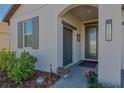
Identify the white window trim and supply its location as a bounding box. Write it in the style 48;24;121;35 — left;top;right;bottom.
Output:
22;20;33;49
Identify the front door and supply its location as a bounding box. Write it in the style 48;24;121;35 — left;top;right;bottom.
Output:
63;27;72;66
85;25;98;60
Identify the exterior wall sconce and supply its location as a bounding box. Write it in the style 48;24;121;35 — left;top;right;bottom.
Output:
77;34;80;41
105;19;112;41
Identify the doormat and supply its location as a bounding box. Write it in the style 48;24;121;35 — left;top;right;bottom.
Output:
78;60;98;68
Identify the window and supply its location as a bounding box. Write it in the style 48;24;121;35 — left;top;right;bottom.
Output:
18;16;39;49
23;20;33;47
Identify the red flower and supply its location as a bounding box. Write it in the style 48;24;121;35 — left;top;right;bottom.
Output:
84;69;96;76
89;69;95;73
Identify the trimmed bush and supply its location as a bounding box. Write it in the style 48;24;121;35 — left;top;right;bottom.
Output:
0;50;37;83
8;51;37;83
0;50;16;71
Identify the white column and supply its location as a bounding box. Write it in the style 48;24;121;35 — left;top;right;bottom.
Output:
98;4;122;87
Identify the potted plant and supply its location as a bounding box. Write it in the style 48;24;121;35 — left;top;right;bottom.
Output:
56;67;71;78
63;68;71;78
84;69;97;84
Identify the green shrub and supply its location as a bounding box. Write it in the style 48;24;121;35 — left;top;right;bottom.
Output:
0;50;37;83
8;51;37;83
0;50;16;71
88;82;103;88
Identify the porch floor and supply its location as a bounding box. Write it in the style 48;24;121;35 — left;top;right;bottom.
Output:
50;63;98;88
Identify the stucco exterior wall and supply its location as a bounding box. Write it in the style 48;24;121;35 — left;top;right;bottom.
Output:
121;9;124;70
0;33;9;49
98;4;121;87
10;4;73;72
0;22;9;32
0;22;9;49
10;5;61;72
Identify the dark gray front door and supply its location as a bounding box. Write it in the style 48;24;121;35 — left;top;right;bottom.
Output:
63;27;72;66
85;25;98;60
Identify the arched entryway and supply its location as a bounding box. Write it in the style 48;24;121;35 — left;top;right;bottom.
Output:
57;4;99;67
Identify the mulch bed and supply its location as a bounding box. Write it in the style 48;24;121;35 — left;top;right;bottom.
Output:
0;70;60;88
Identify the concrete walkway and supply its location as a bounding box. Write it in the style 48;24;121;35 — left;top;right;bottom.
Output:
50;64;97;88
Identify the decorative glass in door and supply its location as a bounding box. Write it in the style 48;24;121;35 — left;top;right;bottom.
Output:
85;26;98;60
89;28;97;57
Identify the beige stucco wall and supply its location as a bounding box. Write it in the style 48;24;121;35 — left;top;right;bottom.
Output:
10;4;61;72
121;9;124;70
62;12;81;31
0;22;9;49
98;4;121;87
0;22;9;32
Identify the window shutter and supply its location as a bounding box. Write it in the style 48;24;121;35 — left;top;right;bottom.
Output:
18;22;23;48
32;16;39;49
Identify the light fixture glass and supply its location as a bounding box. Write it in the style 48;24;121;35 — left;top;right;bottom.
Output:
105;19;112;41
87;10;91;13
